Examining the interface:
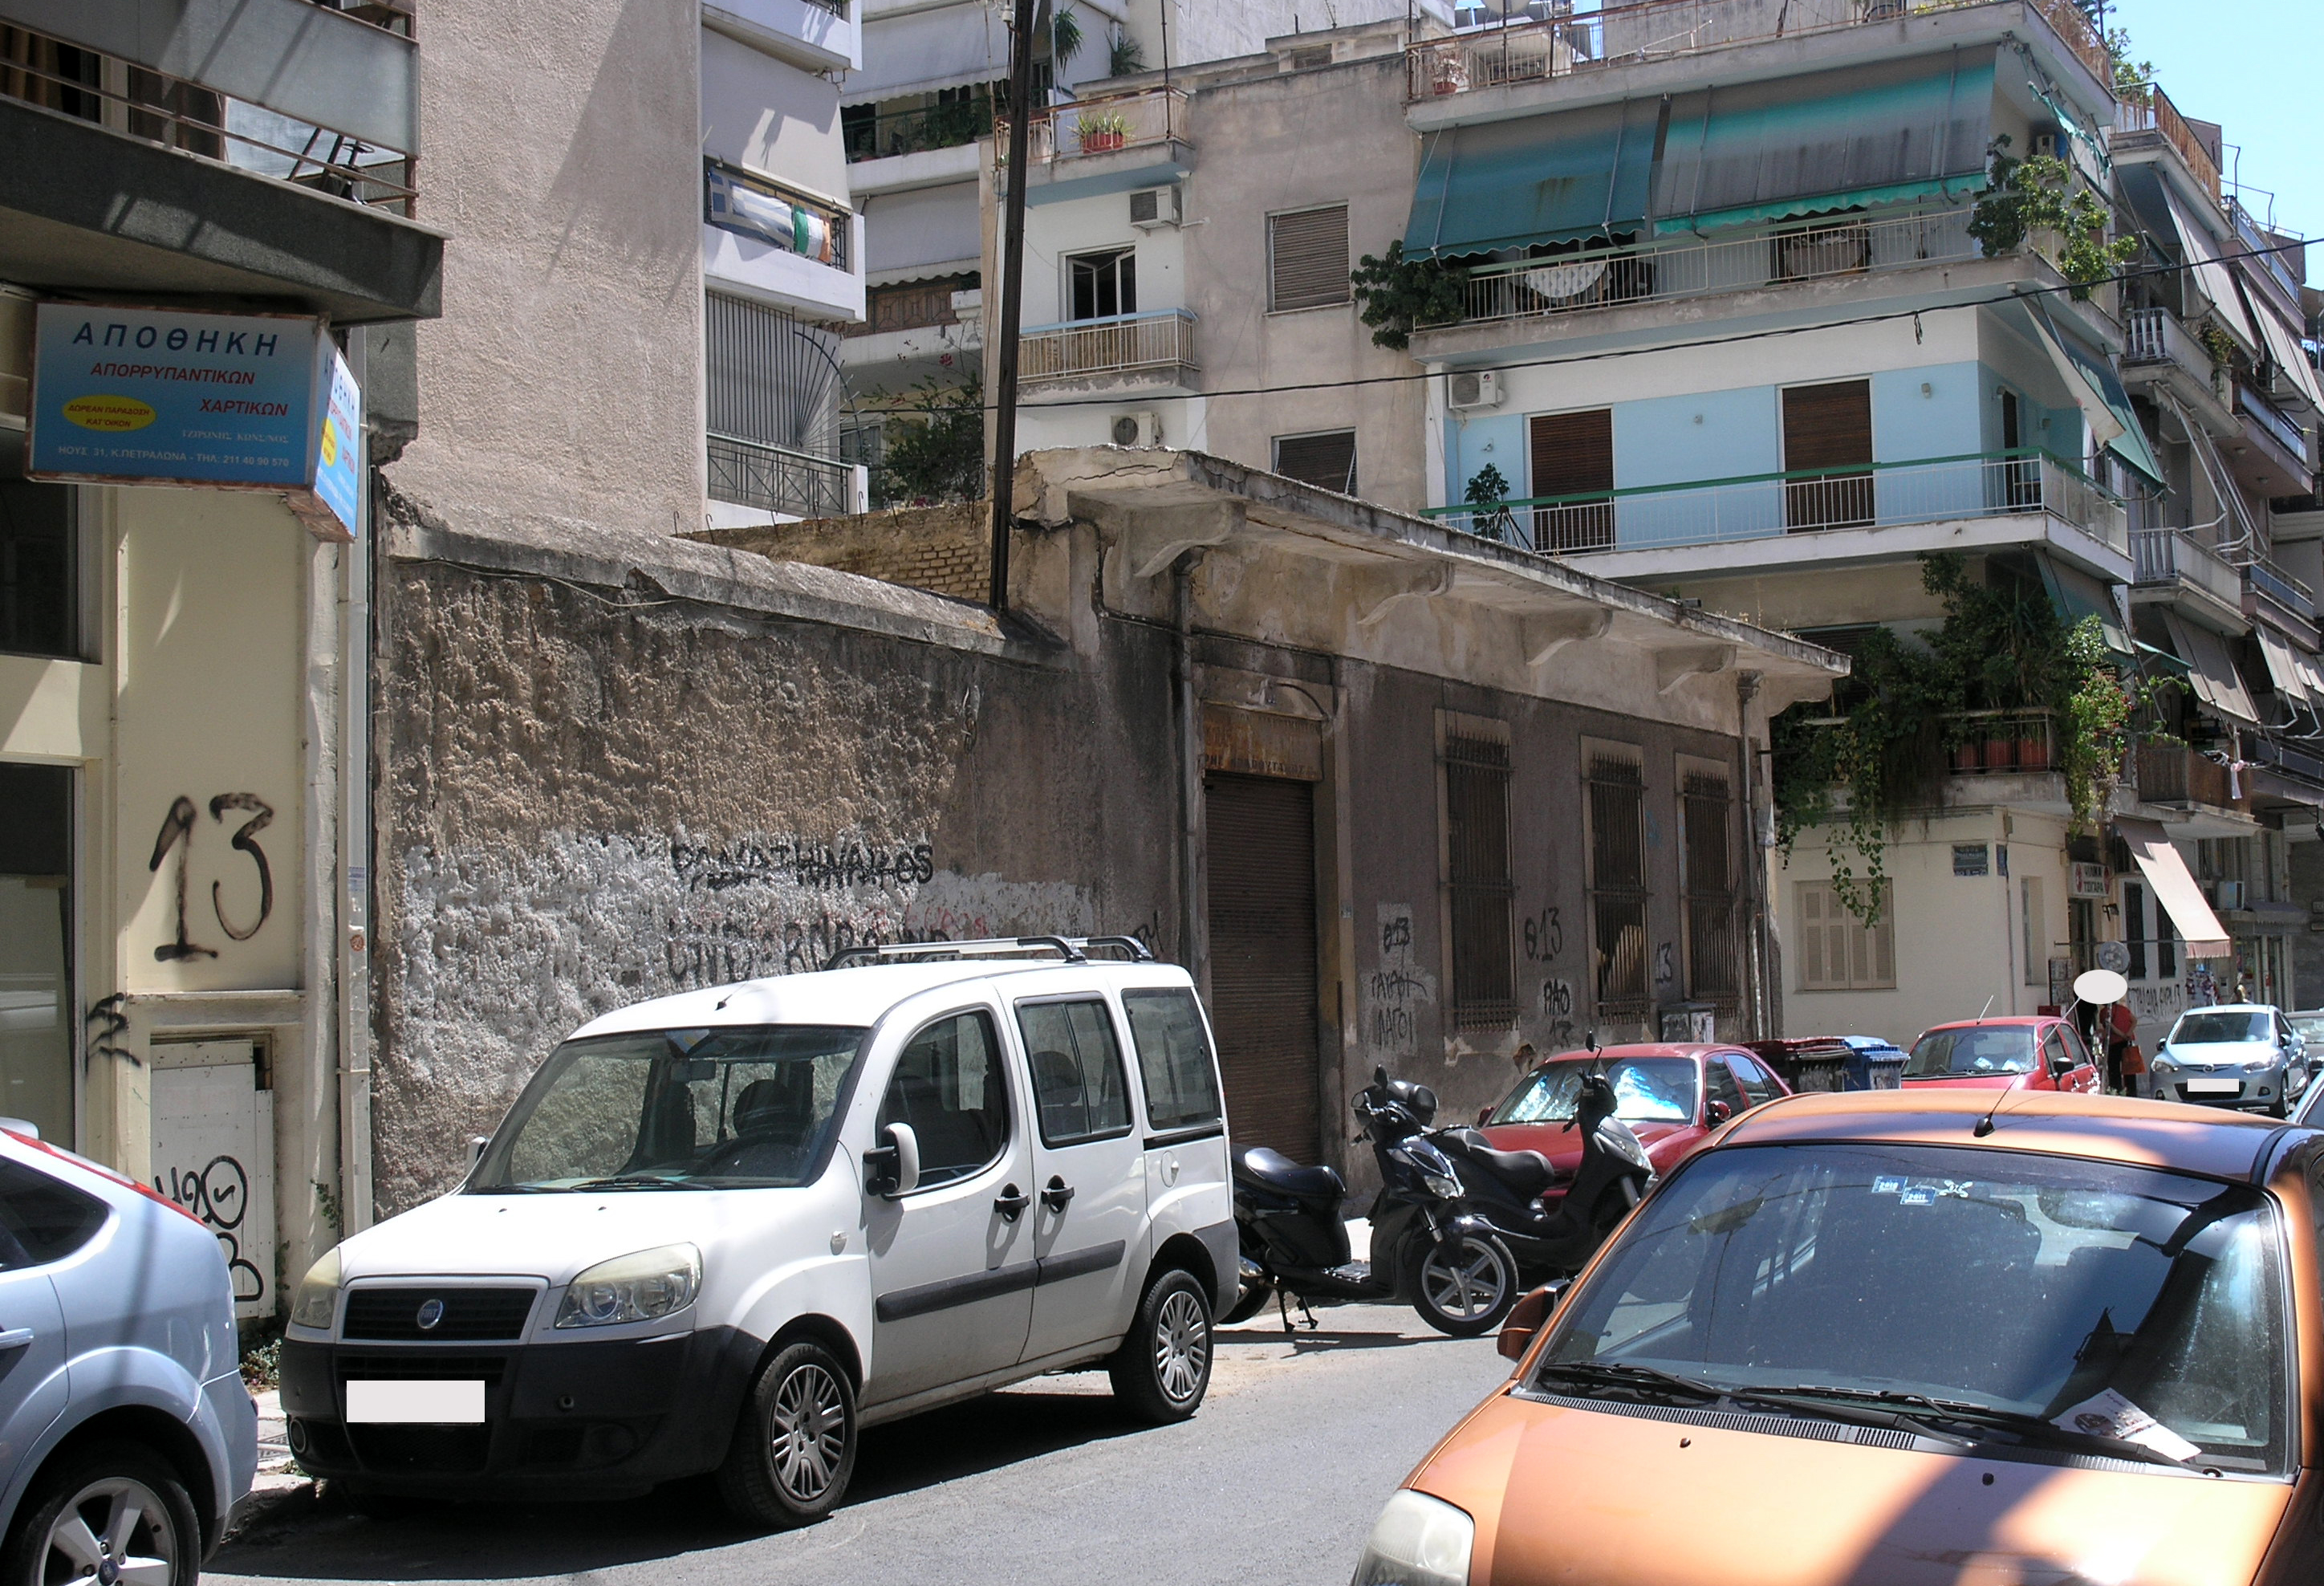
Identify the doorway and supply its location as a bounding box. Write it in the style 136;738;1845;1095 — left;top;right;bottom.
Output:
0;763;73;1143
1202;773;1321;1162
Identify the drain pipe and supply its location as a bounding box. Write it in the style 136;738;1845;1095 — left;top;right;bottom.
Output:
1737;670;1769;1039
1175;555;1205;989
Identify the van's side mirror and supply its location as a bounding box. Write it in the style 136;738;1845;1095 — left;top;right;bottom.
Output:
1497;1279;1568;1362
466;1136;490;1168
863;1123;920;1198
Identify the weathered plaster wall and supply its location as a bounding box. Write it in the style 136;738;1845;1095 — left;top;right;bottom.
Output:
690;501;989;601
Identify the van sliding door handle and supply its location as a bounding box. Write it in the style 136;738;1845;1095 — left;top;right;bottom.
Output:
1041;1177;1076;1212
993;1185;1031;1222
0;1329;35;1351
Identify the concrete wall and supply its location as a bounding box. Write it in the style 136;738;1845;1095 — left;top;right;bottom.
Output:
386;0;705;542
690;500;990;601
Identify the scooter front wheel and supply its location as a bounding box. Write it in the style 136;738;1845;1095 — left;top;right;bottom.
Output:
1220;1266;1274;1325
1407;1230;1519;1337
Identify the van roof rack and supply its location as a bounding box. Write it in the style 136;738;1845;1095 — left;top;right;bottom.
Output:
822;935;1158;972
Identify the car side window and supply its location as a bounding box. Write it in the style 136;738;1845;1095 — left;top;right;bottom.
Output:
1121;988;1223;1134
2060;1024;2092;1068
878;1011;1009;1189
1724;1053;1779;1107
1016;1000;1133;1146
1704;1061;1746;1116
0;1160;107;1271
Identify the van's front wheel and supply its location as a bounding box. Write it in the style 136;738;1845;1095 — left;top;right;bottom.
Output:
716;1340;858;1529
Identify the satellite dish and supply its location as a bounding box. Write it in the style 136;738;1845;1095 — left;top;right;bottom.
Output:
2074;969;2128;1006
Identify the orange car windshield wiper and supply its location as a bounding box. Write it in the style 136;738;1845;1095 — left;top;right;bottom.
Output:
1531;1361;1721;1401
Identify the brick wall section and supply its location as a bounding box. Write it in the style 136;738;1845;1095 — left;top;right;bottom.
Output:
687;501;992;603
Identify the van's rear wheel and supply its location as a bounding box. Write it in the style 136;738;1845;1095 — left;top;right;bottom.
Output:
716;1340;857;1529
1109;1268;1213;1422
2;1443;198;1586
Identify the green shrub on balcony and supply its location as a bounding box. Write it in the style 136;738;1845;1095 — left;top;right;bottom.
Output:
1351;241;1468;350
1966;136;2138;300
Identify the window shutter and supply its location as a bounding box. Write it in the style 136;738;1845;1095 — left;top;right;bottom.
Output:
1274;431;1358;494
1529;409;1614;497
1270;205;1351;311
1781;380;1872;471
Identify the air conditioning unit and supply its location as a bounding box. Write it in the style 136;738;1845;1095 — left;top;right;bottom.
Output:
1111;411;1163;447
1447;370;1503;411
1129;185;1182;229
2212;879;2246;911
2030;129;2061;159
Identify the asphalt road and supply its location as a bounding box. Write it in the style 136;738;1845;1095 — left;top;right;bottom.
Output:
213;1303;1509;1586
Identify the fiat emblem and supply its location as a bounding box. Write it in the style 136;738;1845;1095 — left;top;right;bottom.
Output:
416;1297;445;1331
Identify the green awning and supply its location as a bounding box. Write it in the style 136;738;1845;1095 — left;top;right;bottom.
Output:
1406;97;1660;258
1652;49;1994;235
2037;552;2131;658
2034;307;2167;486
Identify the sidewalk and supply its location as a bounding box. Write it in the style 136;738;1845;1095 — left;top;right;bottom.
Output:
252;1388;308;1496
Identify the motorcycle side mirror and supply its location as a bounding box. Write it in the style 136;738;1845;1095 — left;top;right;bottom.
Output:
1497;1279;1570;1363
1705;1100;1733;1128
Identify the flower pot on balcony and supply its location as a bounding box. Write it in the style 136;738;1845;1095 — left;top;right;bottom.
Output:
1080;130;1126;152
1985;735;2015;772
2018;736;2050;771
1950;742;1984;772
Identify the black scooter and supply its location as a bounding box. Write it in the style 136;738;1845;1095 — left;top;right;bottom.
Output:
1430;1061;1654;1280
1226;1069;1521;1337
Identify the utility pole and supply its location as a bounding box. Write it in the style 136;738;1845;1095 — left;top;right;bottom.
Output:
987;0;1038;612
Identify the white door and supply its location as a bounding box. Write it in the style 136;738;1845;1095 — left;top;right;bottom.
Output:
1014;996;1146;1362
862;1009;1034;1405
149;1039;275;1320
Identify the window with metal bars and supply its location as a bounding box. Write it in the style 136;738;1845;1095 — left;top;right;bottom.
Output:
1585;745;1651;1019
1443;730;1515;1027
1270;205;1351;311
1274;431;1358;495
1680;769;1738;1004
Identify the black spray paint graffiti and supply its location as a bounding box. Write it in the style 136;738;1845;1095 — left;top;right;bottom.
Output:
83;994;136;1072
1365;905;1436;1059
155;1155;265;1305
147;794;276;962
670;837;936;893
1521;907;1563;962
1654;941;1677;986
1539;978;1577;1050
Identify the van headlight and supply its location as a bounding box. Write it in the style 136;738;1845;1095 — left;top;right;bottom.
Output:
1351;1490;1473;1586
555;1244;701;1328
289;1246;342;1331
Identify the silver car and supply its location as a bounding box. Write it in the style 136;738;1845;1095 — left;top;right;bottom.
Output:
2149;1004;2301;1116
0;1128;255;1586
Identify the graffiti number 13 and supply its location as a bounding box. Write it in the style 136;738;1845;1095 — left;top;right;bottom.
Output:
148;793;275;962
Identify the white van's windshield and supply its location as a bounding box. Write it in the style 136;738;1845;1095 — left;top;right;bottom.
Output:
471;1026;869;1191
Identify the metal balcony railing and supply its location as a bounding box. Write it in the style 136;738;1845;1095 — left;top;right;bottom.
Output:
1408;0;2107;102
1944;711;2056;775
704;159;851;272
1019;308;1196;383
2236;381;2310;465
707;435;858;520
1428;449;2125;557
1002;87;1192;170
1441;208;1976;331
2244;557;2317;620
2115;83;2221;207
2131;528;2245;609
845;96;993;162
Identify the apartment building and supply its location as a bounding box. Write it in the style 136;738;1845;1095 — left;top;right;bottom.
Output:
0;0;441;1309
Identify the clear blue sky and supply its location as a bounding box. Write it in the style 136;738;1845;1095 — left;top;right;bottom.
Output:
2103;0;2319;246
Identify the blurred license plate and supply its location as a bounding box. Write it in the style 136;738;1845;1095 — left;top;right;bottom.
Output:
2183;1078;2241;1096
345;1380;485;1423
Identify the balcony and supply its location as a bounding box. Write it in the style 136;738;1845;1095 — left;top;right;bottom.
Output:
1002;87;1192;205
707;434;864;521
2120;306;2235;435
702;159;863;323
0;2;439;322
2234;380;2312;476
702;0;860;75
1405;0;2108;104
2112;83;2220;207
1943;711;2055;776
1019;308;1197;394
1444;207;1975;332
2135;741;2245;814
846;96;992;164
1424;450;2127;579
2130;527;2245;632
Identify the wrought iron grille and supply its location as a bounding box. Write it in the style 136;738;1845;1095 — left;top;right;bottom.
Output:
1680;772;1739;1006
706;434;854;519
1587;748;1650;1019
1444;734;1515;1027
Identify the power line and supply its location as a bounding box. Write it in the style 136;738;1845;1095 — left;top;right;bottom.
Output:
985;230;2317;413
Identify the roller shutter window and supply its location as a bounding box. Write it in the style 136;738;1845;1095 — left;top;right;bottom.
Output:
1203;774;1322;1162
1270;205;1351;311
1530;409;1615;551
1274;430;1358;496
1782;380;1874;531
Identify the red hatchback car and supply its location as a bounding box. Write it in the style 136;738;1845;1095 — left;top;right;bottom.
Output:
1477;1044;1792;1202
1902;1015;2102;1094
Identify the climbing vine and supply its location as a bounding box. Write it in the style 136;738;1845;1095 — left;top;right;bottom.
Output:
1966;136;2139;299
1350;241;1468;350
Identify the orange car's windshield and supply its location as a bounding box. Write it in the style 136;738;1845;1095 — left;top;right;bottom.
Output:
1534;1143;2290;1475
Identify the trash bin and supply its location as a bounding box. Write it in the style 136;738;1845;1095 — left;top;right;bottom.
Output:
1748;1037;1855;1094
1840;1035;1908;1091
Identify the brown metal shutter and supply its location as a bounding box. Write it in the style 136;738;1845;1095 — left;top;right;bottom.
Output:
1274;431;1358;495
1781;380;1874;529
1529;409;1614;550
1204;774;1322;1162
1270;205;1351;311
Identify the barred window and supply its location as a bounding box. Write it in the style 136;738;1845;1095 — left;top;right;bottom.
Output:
1443;725;1514;1027
1270;204;1351;311
1795;880;1895;991
1680;766;1738;1004
1585;743;1650;1019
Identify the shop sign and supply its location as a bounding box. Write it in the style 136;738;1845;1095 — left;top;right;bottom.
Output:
26;303;362;542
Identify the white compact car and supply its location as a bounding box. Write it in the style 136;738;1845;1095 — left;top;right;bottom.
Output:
278;937;1233;1527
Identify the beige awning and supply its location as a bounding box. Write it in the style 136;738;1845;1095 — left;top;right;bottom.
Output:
2256;627;2312;710
2118;816;2233;960
2165;187;2260;358
2160;609;2260;726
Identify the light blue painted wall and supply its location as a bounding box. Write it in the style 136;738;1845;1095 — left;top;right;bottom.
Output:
1446;412;1525;504
1871;362;1981;462
1611;387;1780;487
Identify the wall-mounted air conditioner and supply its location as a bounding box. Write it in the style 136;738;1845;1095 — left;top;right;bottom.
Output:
1111;411;1163;447
2030;129;2062;160
1448;370;1502;411
2212;879;2246;911
1129;186;1182;229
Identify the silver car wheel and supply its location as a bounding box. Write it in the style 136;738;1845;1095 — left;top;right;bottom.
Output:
42;1477;177;1586
1421;1238;1511;1321
766;1361;847;1503
1152;1287;1210;1405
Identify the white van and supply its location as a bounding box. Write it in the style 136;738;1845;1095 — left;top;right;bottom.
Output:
278;938;1233;1526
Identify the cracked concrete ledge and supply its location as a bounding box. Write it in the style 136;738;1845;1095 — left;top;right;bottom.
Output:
379;487;1067;667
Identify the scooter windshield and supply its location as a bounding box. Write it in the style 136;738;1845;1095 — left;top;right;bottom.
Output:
471;1025;869;1191
1489;1059;1696;1124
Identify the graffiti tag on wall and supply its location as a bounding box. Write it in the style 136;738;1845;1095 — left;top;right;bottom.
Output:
147;793;276;962
153;1155;266;1308
1363;905;1437;1062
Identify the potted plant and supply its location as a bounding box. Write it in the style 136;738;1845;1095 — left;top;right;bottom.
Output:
1077;109;1129;152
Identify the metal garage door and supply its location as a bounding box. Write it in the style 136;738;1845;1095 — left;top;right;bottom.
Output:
1203;773;1321;1163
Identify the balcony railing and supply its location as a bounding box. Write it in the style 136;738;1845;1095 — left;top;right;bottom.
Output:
2114;83;2221;207
704;159;851;271
2244;557;2317;621
845;95;993;163
2131;528;2244;609
2135;742;2241;810
1004;87;1191;169
2235;381;2310;465
1408;0;2107;102
1943;711;2057;775
1442;208;1976;331
1020;308;1196;383
1426;450;2125;557
707;434;859;519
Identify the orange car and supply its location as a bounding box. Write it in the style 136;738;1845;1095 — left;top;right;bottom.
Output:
1352;1090;2324;1586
